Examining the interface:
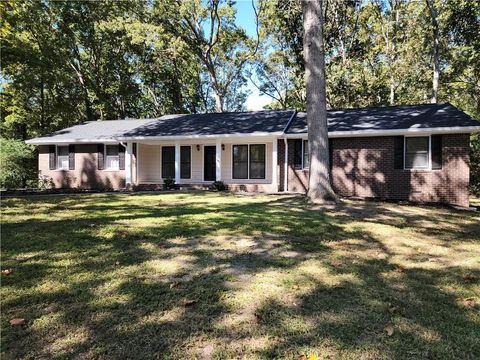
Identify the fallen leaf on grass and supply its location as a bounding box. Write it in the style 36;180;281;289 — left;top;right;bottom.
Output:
393;267;405;273
169;282;179;289
384;323;394;336
182;299;197;307
388;303;398;313
10;318;25;326
461;298;475;307
1;269;13;275
463;274;477;283
292;284;300;290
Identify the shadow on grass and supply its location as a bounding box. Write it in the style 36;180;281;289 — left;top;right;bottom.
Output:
1;193;479;358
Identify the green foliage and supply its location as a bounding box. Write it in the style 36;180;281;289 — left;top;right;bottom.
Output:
470;134;480;196
212;180;227;191
163;177;176;190
0;138;36;189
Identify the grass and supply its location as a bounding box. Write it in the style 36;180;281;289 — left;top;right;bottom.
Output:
1;192;479;359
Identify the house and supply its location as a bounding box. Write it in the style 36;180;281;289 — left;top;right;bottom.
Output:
26;103;480;207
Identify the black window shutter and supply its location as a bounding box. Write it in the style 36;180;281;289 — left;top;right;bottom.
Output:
132;143;137;157
431;135;442;169
68;144;75;170
394;136;404;169
97;144;104;170
293;140;302;169
118;144;125;170
49;145;56;170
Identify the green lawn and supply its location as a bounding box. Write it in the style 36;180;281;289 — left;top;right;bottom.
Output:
1;192;479;359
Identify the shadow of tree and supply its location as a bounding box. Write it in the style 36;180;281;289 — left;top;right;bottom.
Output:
1;193;479;358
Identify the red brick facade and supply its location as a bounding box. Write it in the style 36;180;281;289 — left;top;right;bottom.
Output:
278;134;471;207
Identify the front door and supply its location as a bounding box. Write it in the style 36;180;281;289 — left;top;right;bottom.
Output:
204;146;216;181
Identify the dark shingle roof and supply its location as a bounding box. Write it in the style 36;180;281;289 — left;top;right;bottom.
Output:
287;103;479;134
25;119;157;144
120;110;295;138
26;104;478;144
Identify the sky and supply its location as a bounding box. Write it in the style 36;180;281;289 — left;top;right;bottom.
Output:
234;0;272;111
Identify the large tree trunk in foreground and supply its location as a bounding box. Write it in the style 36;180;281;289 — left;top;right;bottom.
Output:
302;0;336;204
426;0;440;103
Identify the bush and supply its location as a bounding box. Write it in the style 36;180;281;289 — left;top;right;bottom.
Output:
163;177;176;190
0;138;36;189
212;180;227;191
471;134;480;196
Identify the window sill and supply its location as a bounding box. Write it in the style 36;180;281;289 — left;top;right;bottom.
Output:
104;169;121;172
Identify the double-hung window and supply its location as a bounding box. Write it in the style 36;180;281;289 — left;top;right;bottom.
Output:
293;140;309;169
57;146;69;170
232;144;266;179
405;137;429;170
105;145;119;170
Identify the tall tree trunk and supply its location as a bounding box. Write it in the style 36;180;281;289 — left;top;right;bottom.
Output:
426;0;440;103
302;0;336;204
214;92;224;113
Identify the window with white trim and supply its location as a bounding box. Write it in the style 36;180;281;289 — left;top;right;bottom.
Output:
57;146;69;170
302;140;309;169
232;144;266;179
105;145;119;170
405;136;429;169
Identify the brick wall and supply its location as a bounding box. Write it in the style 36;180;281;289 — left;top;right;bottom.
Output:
38;144;127;190
279;134;470;207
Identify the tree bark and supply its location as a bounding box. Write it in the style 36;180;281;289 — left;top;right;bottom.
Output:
302;0;336;204
426;0;440;103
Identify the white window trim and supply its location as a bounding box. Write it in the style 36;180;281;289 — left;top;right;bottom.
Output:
232;144;266;180
302;139;309;170
404;135;431;171
180;145;192;180
56;145;69;170
104;144;120;171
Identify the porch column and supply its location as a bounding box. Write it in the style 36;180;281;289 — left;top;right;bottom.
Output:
272;139;278;191
283;138;288;192
216;139;222;181
125;142;132;186
175;142;181;183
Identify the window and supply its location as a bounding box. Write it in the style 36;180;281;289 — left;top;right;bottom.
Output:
249;144;266;179
232;145;248;179
105;145;119;170
180;146;191;179
162;146;175;178
293;140;309;169
57;146;69;170
232;144;266;180
303;140;309;169
405;136;429;169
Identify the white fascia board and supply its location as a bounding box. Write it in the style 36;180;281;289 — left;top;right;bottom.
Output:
283;125;480;139
116;132;284;141
25;138;119;145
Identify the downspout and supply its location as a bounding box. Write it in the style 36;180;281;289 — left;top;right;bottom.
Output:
281;110;297;192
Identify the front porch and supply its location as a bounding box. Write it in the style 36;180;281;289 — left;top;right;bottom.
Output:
123;137;279;192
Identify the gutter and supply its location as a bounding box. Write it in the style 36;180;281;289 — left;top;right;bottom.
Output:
283;125;480;139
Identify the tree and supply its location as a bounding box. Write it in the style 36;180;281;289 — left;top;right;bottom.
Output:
425;0;440;103
156;0;259;112
302;0;336;203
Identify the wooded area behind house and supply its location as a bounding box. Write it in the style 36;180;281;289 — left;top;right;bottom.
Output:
1;0;479;193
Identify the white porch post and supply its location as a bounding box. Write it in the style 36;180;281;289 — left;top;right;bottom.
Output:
175;142;181;183
283;138;288;192
216;139;222;181
272;139;278;191
125;142;132;186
